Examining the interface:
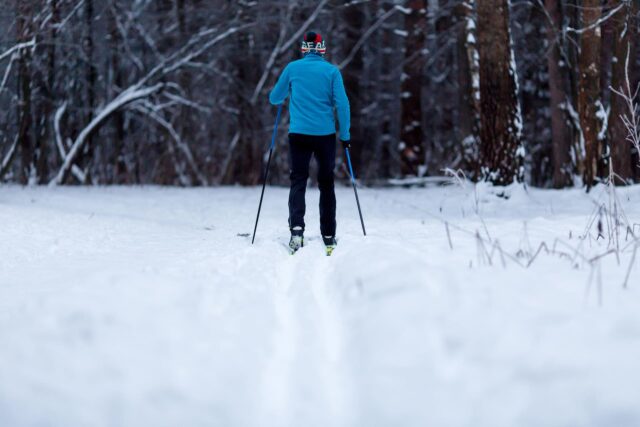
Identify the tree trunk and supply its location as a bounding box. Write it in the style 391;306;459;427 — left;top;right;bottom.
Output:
30;0;56;184
342;0;367;178
457;0;481;177
578;0;602;189
400;0;427;176
41;0;59;183
378;1;403;179
609;0;636;184
107;1;128;183
16;0;34;184
359;0;384;181
82;0;96;183
545;0;572;188
476;0;524;185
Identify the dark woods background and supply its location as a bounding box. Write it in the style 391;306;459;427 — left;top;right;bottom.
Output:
1;0;638;188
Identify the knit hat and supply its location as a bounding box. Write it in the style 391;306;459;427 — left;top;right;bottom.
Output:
301;31;326;55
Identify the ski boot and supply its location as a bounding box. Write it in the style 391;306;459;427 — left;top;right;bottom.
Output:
288;227;304;254
323;236;337;256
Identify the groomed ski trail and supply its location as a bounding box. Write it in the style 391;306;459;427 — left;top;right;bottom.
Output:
259;241;356;427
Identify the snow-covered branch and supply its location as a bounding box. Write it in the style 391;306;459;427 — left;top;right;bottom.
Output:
0;53;17;94
44;18;252;186
54;0;85;33
216;132;240;185
139;24;253;89
131;103;189;186
133;101;208;186
0;39;35;63
162;88;212;114
49;83;165;186
0;136;19;180
566;3;624;34
54;102;68;158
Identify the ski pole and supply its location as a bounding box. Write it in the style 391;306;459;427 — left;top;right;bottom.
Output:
252;104;283;244
345;147;366;236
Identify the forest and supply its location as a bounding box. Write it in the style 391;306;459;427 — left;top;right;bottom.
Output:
0;0;638;188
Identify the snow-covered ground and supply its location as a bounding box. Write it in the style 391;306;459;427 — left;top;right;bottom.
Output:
1;183;639;427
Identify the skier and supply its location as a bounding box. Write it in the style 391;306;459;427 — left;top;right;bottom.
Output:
269;31;351;255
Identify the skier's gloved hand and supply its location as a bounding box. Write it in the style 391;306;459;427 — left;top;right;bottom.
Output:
341;139;351;151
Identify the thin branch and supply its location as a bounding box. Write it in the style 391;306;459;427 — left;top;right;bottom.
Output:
0;53;17;93
277;0;330;55
54;0;86;32
131;104;190;186
566;3;624;34
610;44;640;163
250;3;293;105
338;5;401;70
134;100;208;186
216;132;241;184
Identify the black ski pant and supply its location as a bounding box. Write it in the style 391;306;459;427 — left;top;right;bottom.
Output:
288;133;336;237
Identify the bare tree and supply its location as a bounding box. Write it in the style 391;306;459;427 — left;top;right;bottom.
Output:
609;0;637;183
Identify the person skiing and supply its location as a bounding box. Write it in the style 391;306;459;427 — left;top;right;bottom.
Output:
269;31;351;255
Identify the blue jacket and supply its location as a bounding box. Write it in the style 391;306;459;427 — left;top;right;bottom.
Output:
269;54;351;141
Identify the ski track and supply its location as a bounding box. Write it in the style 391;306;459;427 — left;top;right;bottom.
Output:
308;251;355;427
259;251;297;427
260;242;356;427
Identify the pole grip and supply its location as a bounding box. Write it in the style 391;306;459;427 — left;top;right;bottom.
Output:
345;147;356;183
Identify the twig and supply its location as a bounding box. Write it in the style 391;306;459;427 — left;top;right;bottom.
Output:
622;242;637;289
339;5;401;70
566;3;624;35
445;221;453;250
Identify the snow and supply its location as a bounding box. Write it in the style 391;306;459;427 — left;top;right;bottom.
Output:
596;100;610;142
1;184;640;427
395;5;412;15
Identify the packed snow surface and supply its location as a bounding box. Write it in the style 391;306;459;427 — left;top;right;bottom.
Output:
1;183;640;427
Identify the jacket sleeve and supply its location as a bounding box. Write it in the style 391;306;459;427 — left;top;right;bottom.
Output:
332;68;351;141
269;65;291;105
